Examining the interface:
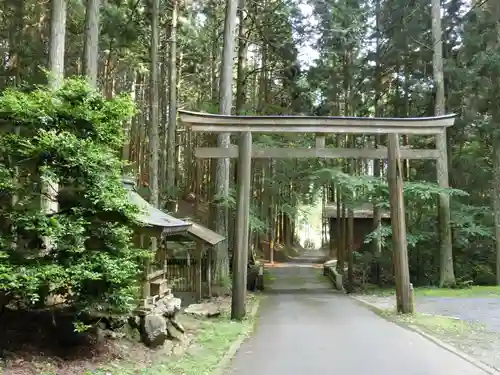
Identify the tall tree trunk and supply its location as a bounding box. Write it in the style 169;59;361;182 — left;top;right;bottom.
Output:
431;0;455;287
125;70;138;161
82;0;100;87
166;0;178;211
214;0;238;283
372;0;382;285
48;0;66;90
347;140;355;292
258;44;268;113
8;0;23;86
489;0;500;285
210;0;220;105
229;0;246;253
149;0;160;208
269;160;276;263
43;0;67;252
343;49;354;292
235;0;247;114
494;137;500;284
9;0;24;253
336;135;343;273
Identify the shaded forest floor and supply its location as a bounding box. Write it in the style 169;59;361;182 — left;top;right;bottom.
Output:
354;290;500;371
0;295;261;375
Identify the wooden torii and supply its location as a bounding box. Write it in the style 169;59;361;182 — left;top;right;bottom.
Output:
179;110;456;319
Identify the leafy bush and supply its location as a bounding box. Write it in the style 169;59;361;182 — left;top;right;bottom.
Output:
0;79;148;315
472;264;496;285
315;165;494;287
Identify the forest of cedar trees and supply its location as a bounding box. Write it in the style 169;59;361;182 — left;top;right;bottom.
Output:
1;0;500;337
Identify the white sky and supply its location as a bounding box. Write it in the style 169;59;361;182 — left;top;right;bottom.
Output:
294;0;473;69
296;2;319;68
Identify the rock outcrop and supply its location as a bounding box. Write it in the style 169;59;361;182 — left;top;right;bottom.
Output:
184;302;221;318
139;294;184;348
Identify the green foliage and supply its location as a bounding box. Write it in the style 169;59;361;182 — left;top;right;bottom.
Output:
310;167;493;286
0;78;146;315
214;187;267;233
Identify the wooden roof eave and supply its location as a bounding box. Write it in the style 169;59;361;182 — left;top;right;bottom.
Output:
163;219;225;247
122;177;192;233
186;221;225;246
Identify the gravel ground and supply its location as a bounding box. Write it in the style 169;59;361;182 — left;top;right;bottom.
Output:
354;294;500;371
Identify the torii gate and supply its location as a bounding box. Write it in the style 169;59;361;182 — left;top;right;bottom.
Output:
179;110;456;320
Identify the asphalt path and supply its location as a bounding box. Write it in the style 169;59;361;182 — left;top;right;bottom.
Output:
225;251;490;375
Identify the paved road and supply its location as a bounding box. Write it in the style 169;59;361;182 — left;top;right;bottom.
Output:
225;251;489;375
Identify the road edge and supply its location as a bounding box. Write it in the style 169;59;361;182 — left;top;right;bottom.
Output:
352;295;500;375
210;295;263;375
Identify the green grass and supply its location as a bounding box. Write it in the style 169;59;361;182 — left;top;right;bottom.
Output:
139;319;250;374
263;269;276;284
377;309;486;338
359;284;396;296
87;297;262;375
416;285;500;297
361;285;500;298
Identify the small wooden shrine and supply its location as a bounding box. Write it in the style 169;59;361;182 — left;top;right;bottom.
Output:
324;202;390;251
123;177;191;309
123;177;225;306
166;218;225;302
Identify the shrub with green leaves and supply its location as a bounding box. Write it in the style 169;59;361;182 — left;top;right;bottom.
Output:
0;78;147;315
313;166;495;286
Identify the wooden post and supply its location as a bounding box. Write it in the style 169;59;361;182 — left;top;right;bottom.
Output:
194;157;200;220
387;134;413;314
163;241;168;281
335;189;342;270
231;131;252;320
141;234;151;307
388;137;403;311
195;241;203;302
328;217;335;258
409;283;415;312
373;137;383;285
207;248;212;297
269;161;275;264
347;208;354;292
316;134;326;149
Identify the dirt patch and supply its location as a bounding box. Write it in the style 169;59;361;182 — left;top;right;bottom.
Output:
0;308;201;375
354;294;395;311
0;296;245;375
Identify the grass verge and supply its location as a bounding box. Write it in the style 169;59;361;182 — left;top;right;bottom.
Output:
263;268;275;284
360;284;500;298
86;295;262;375
415;286;500;297
376;309;485;337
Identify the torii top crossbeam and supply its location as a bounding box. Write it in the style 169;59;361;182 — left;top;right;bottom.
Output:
179;110;456;135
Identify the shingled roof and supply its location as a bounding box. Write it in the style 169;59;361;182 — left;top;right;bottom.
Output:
122;177;191;234
182;218;225;246
123;178;225;246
